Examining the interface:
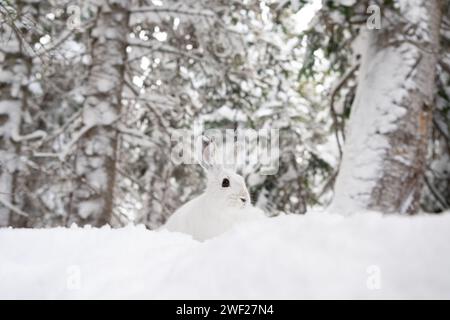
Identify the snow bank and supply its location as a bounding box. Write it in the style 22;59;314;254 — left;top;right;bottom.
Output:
1;212;450;299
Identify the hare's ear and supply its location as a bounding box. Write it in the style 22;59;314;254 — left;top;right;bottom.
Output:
199;136;217;171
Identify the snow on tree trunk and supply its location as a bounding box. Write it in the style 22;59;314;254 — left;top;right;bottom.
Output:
331;0;443;214
71;2;129;226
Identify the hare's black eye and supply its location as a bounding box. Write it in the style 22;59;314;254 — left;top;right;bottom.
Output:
222;178;230;188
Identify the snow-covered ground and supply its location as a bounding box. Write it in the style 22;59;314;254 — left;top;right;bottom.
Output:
1;212;450;299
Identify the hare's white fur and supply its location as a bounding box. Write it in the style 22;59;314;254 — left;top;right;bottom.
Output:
163;140;265;240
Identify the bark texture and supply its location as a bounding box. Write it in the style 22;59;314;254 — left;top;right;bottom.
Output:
332;0;443;214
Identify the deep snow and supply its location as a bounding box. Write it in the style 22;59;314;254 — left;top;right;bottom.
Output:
1;212;450;299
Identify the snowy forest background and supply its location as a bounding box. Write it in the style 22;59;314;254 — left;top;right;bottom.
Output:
0;0;449;229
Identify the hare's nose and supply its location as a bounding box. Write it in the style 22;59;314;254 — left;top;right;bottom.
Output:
240;197;247;204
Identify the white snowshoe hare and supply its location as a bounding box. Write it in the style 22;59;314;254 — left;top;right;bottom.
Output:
163;137;265;241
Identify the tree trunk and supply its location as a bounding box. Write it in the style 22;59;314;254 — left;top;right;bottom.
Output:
0;1;36;227
331;0;443;214
71;2;129;226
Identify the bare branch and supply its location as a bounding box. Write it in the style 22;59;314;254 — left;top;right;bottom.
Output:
129;6;215;18
424;174;449;209
329;62;360;158
0;197;29;217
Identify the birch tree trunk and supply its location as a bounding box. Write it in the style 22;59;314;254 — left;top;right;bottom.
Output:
331;0;443;214
71;2;129;226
